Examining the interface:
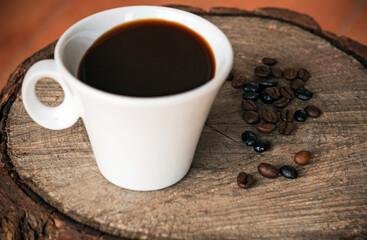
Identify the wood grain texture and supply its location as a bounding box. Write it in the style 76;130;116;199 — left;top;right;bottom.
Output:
2;7;367;240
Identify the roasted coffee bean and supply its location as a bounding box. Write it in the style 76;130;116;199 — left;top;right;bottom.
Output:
298;68;310;81
294;150;311;165
280;109;294;122
295;87;313;100
258;162;278;178
265;86;280;100
254;140;271;153
259;80;278;89
262;108;278;123
291;79;305;90
242;99;257;111
283;68;297;80
280;86;295;99
243;111;260;124
226;69;235;81
254;66;270;78
260;91;275;104
270;66;283;78
262;57;277;66
278;121;293;135
231;75;247;88
241;131;257;146
256;123;276;133
280;165;298;179
242;92;259;101
274;97;290;108
294;110;307;122
305;105;321;118
243;83;259;92
237;172;255;189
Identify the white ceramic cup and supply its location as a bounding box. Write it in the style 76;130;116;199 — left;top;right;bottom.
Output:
22;6;233;191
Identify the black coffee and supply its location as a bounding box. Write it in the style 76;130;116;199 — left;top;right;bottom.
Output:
78;19;215;97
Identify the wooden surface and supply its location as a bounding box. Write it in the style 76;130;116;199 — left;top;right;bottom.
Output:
2;6;367;240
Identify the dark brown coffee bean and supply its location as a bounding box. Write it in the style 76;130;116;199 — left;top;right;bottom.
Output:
274;97;290;108
243;111;260;124
280;86;295;99
242;99;257;111
278;121;293;135
265;86;280;100
256;123;276;133
305;105;321;118
226;69;235;81
231;75;247;88
270;66;282;78
261;108;278;123
298;68;310;81
262;57;277;66
254;66;270;78
294;150;311;165
283;68;297;80
280;109;294;122
237;172;254;189
291;79;305;90
258;163;279;178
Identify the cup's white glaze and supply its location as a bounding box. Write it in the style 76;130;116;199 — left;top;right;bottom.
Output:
22;6;233;191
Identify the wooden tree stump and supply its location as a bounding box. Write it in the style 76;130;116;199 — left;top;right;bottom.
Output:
1;6;367;240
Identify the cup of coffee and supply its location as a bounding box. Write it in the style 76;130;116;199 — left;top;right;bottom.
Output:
22;6;233;191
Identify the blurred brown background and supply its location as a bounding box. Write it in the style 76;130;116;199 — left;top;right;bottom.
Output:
1;0;366;90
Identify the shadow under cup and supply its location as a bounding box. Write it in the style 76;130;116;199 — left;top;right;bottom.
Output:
53;6;234;190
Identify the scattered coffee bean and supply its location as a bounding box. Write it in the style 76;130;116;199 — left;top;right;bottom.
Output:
242;92;259;101
243;83;259;92
279;86;295;100
254;140;271;153
278;121;293;135
274;97;290;108
262;57;277;66
260;91;275;104
298;68;310;81
243;111;260;124
294;150;311;165
291;79;305;90
226;69;235;81
237;172;254;189
231;75;247;88
294;110;307;122
265;86;280;100
254;66;271;78
283;68;297;80
270;66;282;78
262;108;278;123
280;165;298;179
241;131;257;146
259;80;278;89
258;162;278;178
256;123;276;133
242;99;257;111
295;87;313;100
280;109;294;122
305;105;321;118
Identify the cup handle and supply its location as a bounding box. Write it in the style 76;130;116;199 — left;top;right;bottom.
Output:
22;59;80;130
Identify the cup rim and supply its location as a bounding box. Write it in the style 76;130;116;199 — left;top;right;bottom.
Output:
55;6;233;104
